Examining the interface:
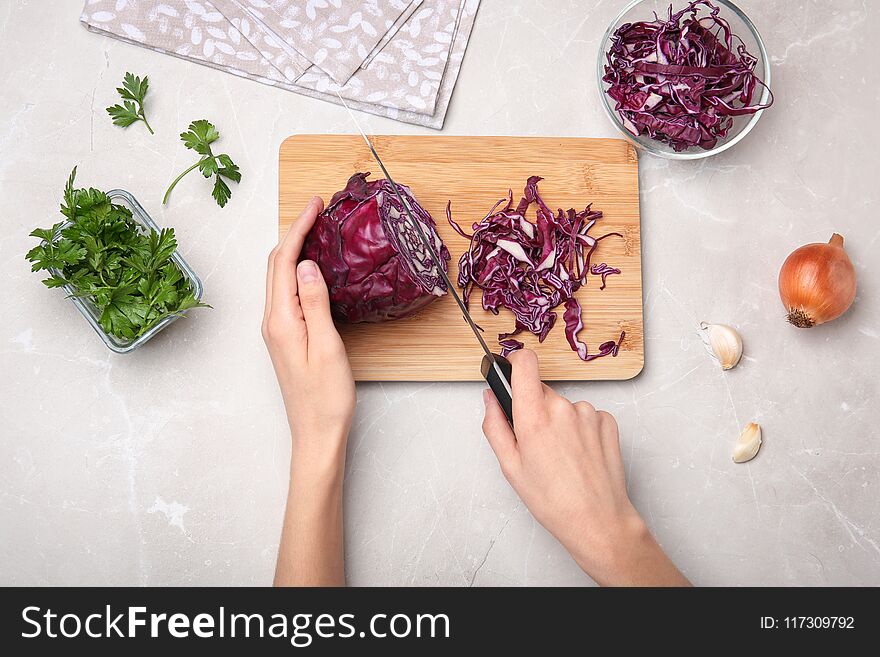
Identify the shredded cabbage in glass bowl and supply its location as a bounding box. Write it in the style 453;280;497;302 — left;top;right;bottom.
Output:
597;0;772;159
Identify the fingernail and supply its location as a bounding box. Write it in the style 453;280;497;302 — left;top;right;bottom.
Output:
297;260;318;283
310;195;321;207
482;389;492;405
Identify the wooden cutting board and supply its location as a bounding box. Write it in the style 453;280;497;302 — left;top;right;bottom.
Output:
279;135;643;381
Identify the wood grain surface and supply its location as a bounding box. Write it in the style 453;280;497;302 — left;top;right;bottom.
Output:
279;135;643;381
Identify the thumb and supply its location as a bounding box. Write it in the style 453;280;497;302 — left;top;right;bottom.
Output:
296;260;341;356
482;389;519;479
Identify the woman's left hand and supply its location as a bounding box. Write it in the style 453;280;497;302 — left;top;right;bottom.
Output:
262;196;355;476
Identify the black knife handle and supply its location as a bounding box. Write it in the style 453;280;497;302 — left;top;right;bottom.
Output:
481;354;514;427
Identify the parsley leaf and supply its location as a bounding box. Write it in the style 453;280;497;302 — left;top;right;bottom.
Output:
163;119;241;208
106;72;154;135
181;119;219;154
212;177;231;208
26;168;210;343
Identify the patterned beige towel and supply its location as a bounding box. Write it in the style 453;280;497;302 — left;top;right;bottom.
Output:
80;0;479;128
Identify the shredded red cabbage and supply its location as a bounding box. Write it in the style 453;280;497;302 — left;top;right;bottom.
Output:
603;0;772;152
448;176;625;361
590;263;622;290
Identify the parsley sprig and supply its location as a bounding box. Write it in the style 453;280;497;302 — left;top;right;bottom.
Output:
106;72;154;135
163;119;241;208
26;168;209;342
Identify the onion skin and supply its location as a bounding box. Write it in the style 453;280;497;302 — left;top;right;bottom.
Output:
778;233;856;328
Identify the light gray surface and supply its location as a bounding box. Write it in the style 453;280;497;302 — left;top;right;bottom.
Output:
1;0;877;586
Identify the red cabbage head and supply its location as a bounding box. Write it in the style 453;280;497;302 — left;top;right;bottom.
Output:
302;172;449;323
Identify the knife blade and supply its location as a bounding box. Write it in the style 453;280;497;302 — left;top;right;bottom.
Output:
335;92;514;424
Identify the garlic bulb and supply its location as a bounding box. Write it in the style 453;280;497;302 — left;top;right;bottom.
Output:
733;422;762;463
700;322;743;370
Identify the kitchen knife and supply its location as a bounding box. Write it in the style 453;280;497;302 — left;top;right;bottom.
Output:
336;93;514;425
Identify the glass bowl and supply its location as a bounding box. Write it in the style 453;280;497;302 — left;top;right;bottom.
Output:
47;189;204;353
597;0;771;160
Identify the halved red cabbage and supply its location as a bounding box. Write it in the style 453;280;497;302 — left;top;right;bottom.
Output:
448;176;625;361
603;0;772;152
303;172;449;323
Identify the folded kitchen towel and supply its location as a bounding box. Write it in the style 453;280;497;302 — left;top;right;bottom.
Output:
80;0;479;129
211;0;313;80
283;0;478;129
296;0;464;117
361;0;423;69
232;0;411;86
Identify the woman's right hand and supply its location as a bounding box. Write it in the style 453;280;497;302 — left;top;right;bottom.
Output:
481;349;689;586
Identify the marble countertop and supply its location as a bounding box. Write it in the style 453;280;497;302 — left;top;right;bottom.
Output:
2;0;877;586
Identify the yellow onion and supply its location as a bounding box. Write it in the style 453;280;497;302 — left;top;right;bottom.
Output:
778;233;856;328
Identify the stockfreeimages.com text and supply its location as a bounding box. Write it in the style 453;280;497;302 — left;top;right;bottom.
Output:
21;606;450;646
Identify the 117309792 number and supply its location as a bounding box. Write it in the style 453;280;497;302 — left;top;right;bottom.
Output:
779;617;854;629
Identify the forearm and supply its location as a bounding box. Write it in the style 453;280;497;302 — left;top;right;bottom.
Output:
274;445;346;587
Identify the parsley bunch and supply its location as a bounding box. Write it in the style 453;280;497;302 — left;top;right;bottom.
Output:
26;168;209;342
106;72;154;135
163;119;241;208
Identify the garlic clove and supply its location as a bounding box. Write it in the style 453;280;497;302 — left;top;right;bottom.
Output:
700;322;743;370
733;422;762;463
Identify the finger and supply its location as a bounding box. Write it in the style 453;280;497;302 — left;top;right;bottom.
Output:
272;196;324;315
481;389;519;477
507;348;544;399
596;411;626;485
506;348;545;424
597;409;618;431
597;411;621;456
297;260;342;359
282;196;325;249
263;246;277;329
574;401;605;455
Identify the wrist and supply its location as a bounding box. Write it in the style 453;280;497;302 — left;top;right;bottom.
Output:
290;445;346;484
567;509;651;585
288;426;348;483
601;513;654;584
288;455;344;519
574;511;687;586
